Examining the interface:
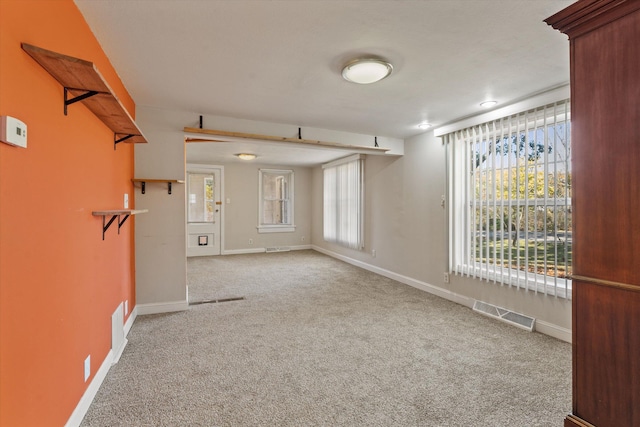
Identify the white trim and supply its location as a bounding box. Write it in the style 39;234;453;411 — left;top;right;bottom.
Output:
65;307;138;426
111;338;128;365
434;85;570;136
311;245;571;343
111;305;138;365
257;225;296;233
535;319;572;343
258;169;295;231
123;305;137;337
64;349;114;427
222;245;311;255
311;245;473;308
222;248;267;255
186;163;225;255
135;300;188;315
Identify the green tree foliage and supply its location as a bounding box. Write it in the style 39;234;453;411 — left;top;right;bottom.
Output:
472;126;572;277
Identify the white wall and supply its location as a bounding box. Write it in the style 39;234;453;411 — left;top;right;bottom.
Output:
133;105;400;312
311;130;572;341
218;162;312;252
134;106;188;312
133;104;570;340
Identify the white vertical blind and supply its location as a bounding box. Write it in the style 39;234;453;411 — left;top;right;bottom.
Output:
323;154;364;250
445;100;572;298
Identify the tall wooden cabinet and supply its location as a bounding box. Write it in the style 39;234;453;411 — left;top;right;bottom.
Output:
545;1;640;426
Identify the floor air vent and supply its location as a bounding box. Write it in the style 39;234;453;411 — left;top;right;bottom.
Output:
265;247;291;253
472;300;535;332
190;297;245;306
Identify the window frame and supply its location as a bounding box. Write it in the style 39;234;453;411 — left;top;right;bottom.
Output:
445;100;572;299
258;168;295;233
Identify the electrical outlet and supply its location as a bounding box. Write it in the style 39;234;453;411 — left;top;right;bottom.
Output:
249;238;253;245
124;193;129;209
444;272;450;283
84;355;91;382
372;249;376;258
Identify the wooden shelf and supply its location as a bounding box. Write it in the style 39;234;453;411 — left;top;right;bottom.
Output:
132;179;184;195
184;127;390;154
22;43;148;147
92;209;148;240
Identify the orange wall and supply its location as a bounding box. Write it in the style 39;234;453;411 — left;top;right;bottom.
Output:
0;1;137;425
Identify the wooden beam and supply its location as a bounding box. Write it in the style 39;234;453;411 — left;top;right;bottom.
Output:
184;127;390;153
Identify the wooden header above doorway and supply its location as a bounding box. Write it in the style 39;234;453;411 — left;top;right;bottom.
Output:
184;127;390;154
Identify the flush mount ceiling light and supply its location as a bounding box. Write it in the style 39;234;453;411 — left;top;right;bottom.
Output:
236;153;257;160
480;100;498;108
418;122;432;129
342;58;393;84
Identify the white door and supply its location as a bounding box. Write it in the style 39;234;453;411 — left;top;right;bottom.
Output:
187;166;222;256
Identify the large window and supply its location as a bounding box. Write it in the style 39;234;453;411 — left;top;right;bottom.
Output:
445;100;571;297
258;169;294;233
323;154;364;250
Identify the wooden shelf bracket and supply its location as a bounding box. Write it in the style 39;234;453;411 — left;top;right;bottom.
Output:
64;87;101;115
21;43;148;149
132;179;184;195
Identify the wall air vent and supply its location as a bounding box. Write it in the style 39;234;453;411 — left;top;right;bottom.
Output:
472;300;535;332
190;297;245;306
265;247;291;253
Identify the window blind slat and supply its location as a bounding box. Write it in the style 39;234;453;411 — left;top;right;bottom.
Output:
446;99;572;298
323;156;364;250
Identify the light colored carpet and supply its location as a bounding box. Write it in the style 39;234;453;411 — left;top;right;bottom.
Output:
81;250;571;426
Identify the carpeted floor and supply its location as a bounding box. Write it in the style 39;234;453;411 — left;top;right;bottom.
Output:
81;250;571;426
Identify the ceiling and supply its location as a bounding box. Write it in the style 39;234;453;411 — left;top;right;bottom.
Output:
74;0;573;166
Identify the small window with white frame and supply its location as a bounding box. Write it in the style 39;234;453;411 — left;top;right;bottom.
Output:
258;169;295;233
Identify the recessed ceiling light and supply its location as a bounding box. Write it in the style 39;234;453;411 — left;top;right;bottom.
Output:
342;58;393;84
418;123;432;129
480;100;498;108
236;153;257;160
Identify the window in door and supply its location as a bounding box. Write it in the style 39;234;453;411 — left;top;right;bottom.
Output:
188;173;215;223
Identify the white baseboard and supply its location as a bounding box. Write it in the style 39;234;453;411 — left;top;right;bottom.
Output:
222;248;266;255
65;349;114;427
535;319;572;343
222;245;311;255
112;305;138;364
311;245;571;342
136;300;189;315
312;245;473;308
65;304;140;426
124;305;137;336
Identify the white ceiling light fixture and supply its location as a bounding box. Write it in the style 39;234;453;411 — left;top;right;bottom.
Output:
480;100;498;108
418;122;432;129
236;153;257;160
342;58;393;84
